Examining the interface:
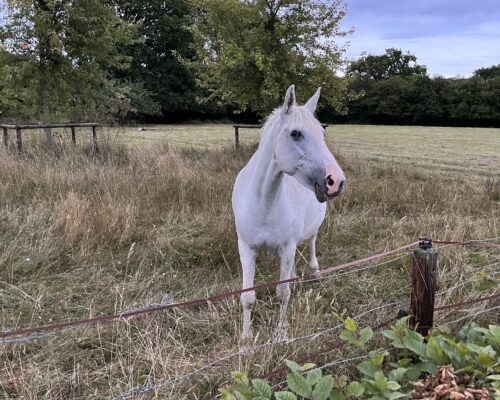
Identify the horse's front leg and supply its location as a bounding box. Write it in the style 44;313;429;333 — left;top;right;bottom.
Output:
275;243;297;341
238;239;258;342
309;232;320;279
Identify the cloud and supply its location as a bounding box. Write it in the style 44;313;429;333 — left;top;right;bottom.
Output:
341;0;500;76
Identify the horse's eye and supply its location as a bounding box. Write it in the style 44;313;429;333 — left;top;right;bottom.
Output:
290;130;302;139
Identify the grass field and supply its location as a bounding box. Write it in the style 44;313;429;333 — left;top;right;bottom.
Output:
113;123;500;176
0;124;499;399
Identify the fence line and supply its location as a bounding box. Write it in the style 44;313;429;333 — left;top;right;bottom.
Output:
437;267;500;296
440;304;500;326
0;240;421;341
111;302;401;400
1;236;498;344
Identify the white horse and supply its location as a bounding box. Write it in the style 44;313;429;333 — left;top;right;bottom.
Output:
232;85;346;340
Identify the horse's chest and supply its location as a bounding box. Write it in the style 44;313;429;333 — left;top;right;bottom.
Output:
235;196;309;251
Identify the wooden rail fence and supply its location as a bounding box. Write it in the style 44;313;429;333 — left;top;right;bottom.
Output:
1;123;99;152
233;123;329;150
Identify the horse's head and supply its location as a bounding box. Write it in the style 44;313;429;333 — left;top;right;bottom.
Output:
272;85;345;203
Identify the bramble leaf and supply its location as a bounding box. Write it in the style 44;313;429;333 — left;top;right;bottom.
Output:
287;372;312;398
312;376;334;400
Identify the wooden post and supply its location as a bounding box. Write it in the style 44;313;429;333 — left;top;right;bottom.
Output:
234;126;240;151
410;237;437;336
16;127;23;152
92;125;98;153
2;127;7;149
71;126;76;144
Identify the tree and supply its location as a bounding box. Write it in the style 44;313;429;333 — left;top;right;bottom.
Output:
474;64;500;80
347;48;427;80
115;0;203;119
0;0;136;129
189;0;351;116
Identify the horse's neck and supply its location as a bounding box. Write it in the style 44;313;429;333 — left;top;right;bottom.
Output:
249;130;284;207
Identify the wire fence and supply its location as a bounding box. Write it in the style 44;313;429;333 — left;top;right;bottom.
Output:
112;302;401;399
1;235;499;399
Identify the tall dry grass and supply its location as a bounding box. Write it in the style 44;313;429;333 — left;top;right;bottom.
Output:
0;136;498;399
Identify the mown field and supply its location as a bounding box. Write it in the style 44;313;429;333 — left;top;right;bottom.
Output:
0;124;499;399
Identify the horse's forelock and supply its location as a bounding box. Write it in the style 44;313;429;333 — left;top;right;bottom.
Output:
261;105;318;139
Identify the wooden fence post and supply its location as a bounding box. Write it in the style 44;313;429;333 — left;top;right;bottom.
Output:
16;127;23;152
71;126;76;144
234;126;240;151
2;127;7;149
410;237;437;336
92;125;98;153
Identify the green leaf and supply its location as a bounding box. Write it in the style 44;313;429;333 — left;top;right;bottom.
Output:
232;383;254;398
339;330;357;343
487;375;500;381
234;390;249;400
312;376;334;400
373;371;388;392
306;369;323;385
402;335;426;358
344;318;358;332
300;363;317;372
232;372;250;386
416;360;437;374
383;330;406;348
387;391;407;400
220;391;237;400
477;350;494;367
329;388;346;400
275;391;297;400
357;361;380;378
286;372;312;398
346;381;365;398
252;379;272;398
359;326;374;344
425;337;447;364
386;381;401;391
369;349;388;366
285;360;301;373
488;325;500;342
388;368;407;382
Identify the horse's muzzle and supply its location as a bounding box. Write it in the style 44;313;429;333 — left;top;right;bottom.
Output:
314;182;328;203
314;180;344;203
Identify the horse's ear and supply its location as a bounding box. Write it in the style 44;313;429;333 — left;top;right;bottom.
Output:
283;84;296;114
305;87;321;113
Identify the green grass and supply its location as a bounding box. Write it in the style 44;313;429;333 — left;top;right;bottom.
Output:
111;123;500;176
0;124;498;399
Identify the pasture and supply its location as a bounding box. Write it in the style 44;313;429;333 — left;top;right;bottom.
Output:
0;124;499;399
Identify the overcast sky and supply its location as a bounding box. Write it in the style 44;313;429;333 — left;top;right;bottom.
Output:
341;0;500;77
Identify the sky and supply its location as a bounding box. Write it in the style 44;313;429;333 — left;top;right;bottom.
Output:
340;0;500;77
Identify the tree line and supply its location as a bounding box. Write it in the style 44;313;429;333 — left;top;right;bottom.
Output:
1;0;499;127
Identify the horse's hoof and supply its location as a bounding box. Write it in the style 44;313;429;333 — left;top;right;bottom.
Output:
239;344;252;353
309;270;321;280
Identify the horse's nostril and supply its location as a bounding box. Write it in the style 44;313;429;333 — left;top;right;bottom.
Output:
326;176;334;187
339;180;344;191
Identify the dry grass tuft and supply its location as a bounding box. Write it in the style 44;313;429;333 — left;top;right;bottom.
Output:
0;128;498;399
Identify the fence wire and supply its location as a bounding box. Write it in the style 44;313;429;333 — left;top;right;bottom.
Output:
1;254;409;346
111;302;401;400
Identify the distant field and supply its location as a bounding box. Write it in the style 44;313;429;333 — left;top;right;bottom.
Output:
110;124;500;177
